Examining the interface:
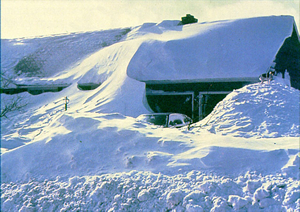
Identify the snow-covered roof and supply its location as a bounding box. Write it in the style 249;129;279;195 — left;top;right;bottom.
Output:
127;16;297;83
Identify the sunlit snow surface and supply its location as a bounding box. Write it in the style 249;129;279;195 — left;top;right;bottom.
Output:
1;16;299;211
127;16;294;82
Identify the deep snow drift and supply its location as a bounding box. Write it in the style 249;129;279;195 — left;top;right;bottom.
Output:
191;81;299;138
1;82;299;211
3;82;299;183
1;16;299;211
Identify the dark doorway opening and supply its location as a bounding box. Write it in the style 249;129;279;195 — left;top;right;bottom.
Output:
198;92;229;120
145;82;253;122
146;92;194;119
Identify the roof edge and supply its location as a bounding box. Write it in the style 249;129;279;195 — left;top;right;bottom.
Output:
143;77;259;84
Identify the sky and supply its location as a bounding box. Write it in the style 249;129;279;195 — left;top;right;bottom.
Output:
1;0;299;39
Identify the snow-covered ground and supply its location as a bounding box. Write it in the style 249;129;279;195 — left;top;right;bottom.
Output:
1;16;299;211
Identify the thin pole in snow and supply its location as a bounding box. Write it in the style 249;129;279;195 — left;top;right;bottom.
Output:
64;96;70;111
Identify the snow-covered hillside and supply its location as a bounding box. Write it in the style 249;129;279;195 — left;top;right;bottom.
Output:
1;29;129;78
1;16;299;211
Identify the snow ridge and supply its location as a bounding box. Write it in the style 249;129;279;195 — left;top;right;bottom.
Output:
192;82;300;138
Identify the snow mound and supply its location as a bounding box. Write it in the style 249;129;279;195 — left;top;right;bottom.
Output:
192;82;300;138
2;171;299;211
1;112;190;182
2;107;299;184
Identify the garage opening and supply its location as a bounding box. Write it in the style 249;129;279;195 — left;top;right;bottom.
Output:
146;92;194;119
198;91;230;120
145;81;254;122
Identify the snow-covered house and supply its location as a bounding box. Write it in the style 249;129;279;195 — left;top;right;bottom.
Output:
127;16;300;121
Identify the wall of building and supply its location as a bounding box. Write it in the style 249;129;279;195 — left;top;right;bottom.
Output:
275;25;300;90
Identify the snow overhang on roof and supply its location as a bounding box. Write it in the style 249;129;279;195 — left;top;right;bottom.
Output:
127;16;297;83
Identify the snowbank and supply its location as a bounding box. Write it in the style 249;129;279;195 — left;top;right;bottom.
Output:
2;83;299;184
191;82;300;138
2;171;299;211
